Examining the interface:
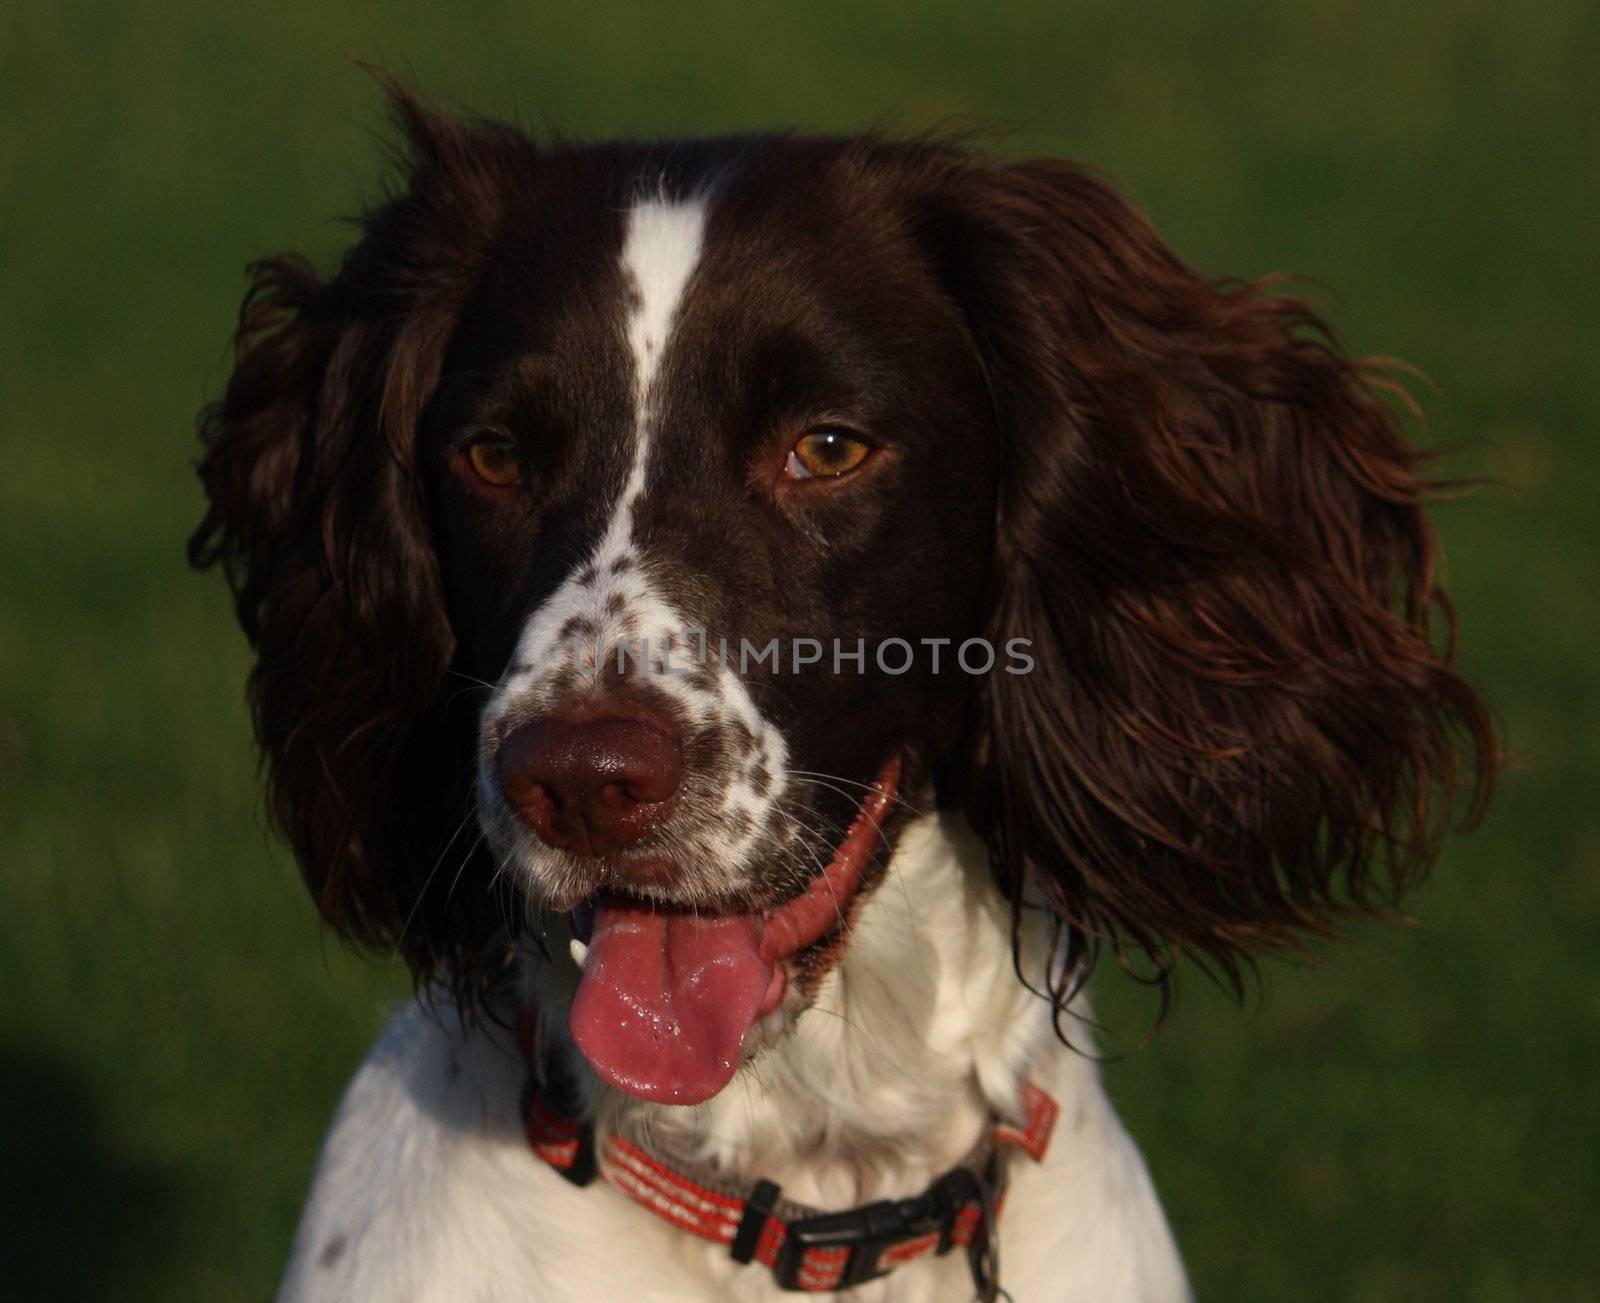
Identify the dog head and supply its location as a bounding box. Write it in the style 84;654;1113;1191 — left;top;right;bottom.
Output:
192;92;1493;1104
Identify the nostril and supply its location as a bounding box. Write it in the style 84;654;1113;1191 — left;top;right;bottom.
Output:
609;754;681;806
496;713;682;854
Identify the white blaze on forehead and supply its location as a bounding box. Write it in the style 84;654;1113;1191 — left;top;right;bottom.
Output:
605;197;708;548
497;197;707;680
622;199;706;401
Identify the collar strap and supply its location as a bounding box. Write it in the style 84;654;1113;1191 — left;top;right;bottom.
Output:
516;1009;1059;1295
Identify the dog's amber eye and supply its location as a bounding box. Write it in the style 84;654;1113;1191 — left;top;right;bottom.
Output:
464;438;523;488
785;429;871;480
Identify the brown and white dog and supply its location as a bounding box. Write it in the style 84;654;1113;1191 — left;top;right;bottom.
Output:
192;90;1494;1300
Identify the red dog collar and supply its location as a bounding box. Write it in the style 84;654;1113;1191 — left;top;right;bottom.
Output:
517;1009;1058;1295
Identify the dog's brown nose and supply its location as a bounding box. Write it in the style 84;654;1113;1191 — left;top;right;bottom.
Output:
497;714;682;856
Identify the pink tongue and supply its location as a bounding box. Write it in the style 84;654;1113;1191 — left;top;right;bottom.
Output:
569;901;774;1105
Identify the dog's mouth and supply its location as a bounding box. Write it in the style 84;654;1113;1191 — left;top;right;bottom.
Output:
565;755;901;1105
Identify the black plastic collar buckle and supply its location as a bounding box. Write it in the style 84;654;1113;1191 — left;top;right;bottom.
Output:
771;1166;983;1291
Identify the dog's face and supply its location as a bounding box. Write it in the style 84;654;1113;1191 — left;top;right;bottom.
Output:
192;95;1492;1105
426;176;998;1100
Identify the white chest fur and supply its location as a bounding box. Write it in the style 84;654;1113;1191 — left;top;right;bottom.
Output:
277;814;1190;1301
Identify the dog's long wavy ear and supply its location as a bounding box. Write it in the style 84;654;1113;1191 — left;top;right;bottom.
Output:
929;157;1496;1003
189;91;526;992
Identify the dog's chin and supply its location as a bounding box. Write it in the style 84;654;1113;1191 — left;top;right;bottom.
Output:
540;756;904;1107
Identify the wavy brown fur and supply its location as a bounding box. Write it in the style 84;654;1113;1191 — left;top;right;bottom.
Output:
939;160;1496;1003
188;102;530;999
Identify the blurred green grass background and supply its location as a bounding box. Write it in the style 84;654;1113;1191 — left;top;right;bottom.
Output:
2;2;1596;1298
